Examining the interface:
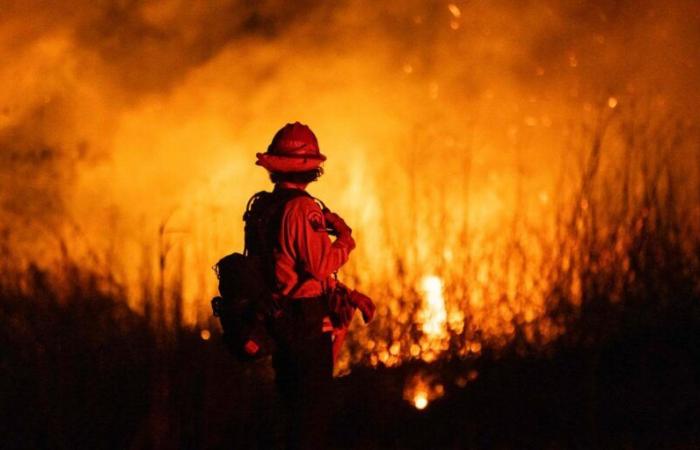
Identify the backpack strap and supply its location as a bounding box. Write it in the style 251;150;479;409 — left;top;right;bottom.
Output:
243;188;314;299
242;191;267;256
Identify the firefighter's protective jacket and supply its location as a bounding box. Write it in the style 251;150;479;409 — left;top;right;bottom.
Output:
274;191;355;299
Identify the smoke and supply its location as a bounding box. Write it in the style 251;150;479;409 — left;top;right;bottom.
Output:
1;0;699;317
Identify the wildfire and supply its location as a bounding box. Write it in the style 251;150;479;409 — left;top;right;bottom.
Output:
2;0;699;374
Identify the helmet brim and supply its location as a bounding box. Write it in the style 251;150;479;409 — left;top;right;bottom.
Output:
256;152;326;173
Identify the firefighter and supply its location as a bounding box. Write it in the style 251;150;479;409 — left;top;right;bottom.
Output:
252;122;372;450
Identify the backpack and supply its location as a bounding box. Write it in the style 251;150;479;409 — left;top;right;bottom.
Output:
211;188;310;361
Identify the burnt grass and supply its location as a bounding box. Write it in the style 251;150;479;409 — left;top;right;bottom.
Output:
1;271;699;450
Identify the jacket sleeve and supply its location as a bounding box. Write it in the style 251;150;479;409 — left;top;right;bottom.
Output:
280;196;355;281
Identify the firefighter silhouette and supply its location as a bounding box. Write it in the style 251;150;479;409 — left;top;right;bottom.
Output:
250;122;374;450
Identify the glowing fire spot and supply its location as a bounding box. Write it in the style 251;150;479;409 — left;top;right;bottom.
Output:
608;96;618;108
200;329;211;340
448;4;462;18
414;392;428;410
404;372;445;410
419;275;447;338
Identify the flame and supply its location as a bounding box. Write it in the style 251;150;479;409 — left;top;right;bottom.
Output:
413;392;428;410
404;371;445;410
419;275;447;338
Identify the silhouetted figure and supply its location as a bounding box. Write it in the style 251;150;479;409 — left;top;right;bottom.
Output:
248;122;357;450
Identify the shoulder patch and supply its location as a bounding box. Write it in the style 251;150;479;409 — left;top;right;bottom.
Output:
307;210;326;232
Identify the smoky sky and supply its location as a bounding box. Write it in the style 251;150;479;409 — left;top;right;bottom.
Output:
4;1;698;96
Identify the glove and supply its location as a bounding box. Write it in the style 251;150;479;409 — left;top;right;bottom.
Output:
324;210;355;250
349;290;376;324
328;283;356;328
323;211;352;237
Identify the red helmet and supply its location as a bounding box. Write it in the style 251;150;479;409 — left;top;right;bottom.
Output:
256;122;327;173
